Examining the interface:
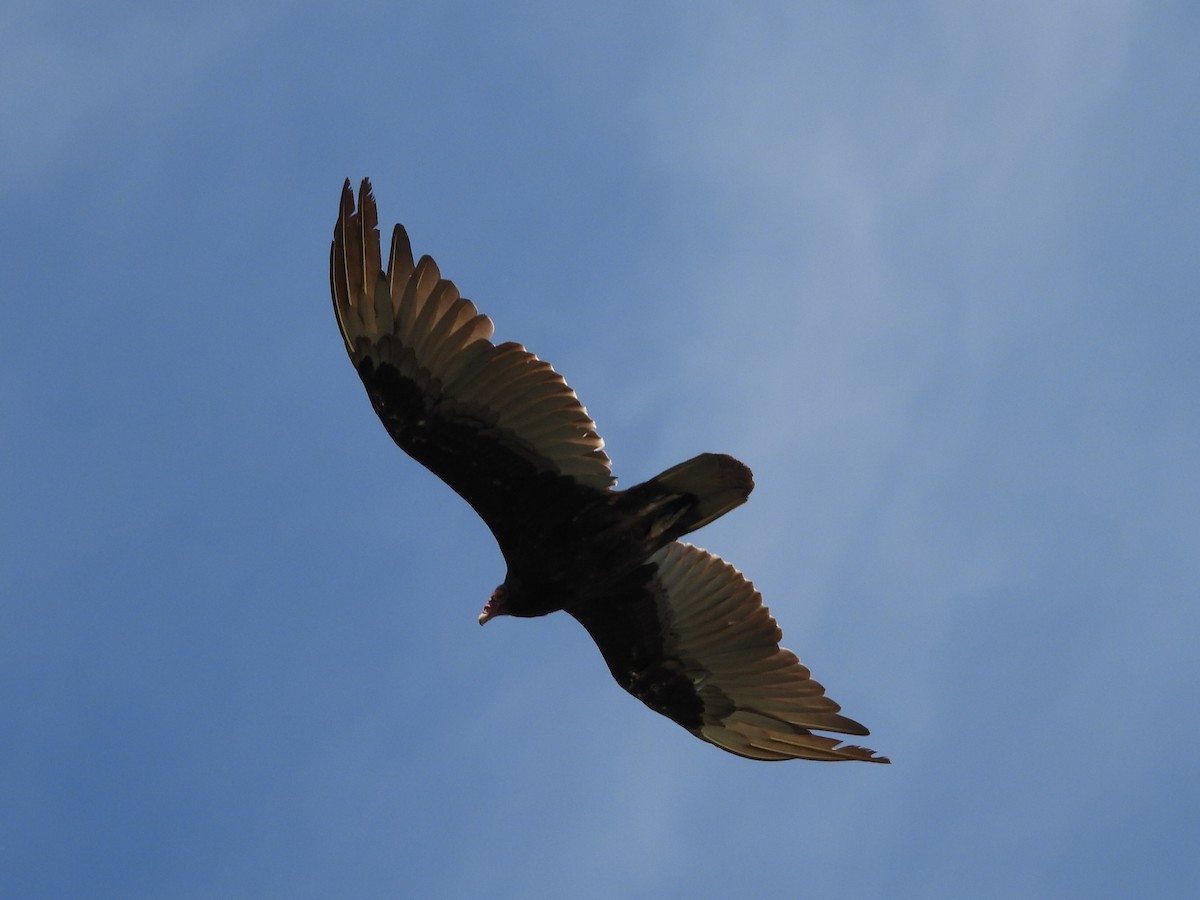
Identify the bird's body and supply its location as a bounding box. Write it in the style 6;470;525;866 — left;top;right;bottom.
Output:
330;179;887;763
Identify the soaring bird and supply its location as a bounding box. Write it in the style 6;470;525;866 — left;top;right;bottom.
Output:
330;179;887;763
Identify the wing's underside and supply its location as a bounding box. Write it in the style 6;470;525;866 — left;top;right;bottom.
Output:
573;542;889;763
330;179;614;534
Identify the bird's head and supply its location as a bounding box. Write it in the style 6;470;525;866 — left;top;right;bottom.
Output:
478;583;509;626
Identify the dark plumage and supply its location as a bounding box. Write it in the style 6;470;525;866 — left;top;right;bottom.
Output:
330;179;888;763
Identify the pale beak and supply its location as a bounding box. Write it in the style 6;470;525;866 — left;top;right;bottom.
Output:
478;601;495;626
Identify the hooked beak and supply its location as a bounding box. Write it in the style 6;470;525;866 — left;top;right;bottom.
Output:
479;585;508;625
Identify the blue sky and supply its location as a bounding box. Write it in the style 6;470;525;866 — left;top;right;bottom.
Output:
3;2;1198;897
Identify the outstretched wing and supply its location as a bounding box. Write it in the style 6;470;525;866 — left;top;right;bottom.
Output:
330;179;614;545
570;542;888;762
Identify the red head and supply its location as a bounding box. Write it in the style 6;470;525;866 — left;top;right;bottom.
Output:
478;583;509;625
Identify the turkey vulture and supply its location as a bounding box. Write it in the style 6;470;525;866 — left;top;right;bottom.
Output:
330;179;888;763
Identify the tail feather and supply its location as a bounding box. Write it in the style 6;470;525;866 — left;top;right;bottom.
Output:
620;453;754;545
